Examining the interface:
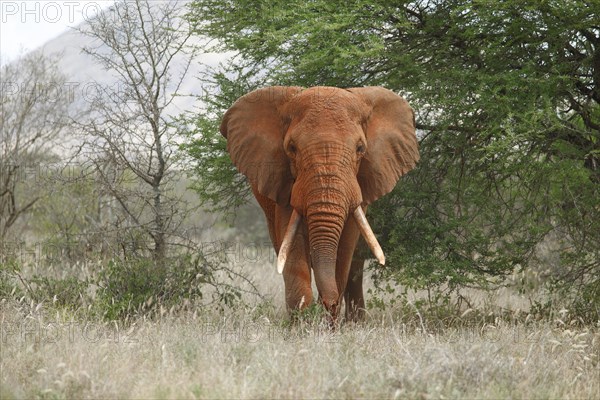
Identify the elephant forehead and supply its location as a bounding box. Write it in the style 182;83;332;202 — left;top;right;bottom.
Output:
291;119;362;141
288;114;364;145
290;87;368;118
296;86;349;102
300;109;351;131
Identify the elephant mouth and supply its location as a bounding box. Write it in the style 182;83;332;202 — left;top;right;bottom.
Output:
276;207;385;274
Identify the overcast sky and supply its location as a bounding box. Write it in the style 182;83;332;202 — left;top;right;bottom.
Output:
1;1;113;65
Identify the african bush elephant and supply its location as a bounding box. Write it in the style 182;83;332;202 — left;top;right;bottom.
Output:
220;86;419;322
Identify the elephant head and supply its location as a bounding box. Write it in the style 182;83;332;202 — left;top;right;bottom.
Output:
220;86;418;316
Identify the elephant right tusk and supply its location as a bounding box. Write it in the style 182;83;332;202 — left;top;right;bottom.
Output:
277;209;301;274
353;207;386;265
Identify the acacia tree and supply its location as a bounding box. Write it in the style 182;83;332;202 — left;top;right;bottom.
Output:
77;0;196;265
0;52;71;242
185;0;600;314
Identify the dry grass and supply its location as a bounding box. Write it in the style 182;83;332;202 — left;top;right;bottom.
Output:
2;276;599;400
1;257;598;399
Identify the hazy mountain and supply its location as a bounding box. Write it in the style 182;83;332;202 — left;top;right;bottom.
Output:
36;5;228;116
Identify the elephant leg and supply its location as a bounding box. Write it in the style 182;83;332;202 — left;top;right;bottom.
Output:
282;230;312;312
335;216;362;320
344;257;365;321
275;205;313;312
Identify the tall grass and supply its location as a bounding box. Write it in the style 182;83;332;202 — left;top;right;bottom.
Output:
0;239;600;399
1;262;599;399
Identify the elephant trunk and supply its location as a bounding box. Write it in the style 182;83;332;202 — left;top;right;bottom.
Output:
305;199;347;317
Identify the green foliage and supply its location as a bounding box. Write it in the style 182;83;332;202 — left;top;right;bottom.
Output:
179;68;269;212
29;275;89;309
288;303;329;325
186;0;600;315
178;112;247;212
0;253;89;311
95;258;164;320
94;254;242;320
0;259;23;300
0;253;245;321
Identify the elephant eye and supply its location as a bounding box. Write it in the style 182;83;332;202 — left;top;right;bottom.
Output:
288;143;297;156
356;143;366;155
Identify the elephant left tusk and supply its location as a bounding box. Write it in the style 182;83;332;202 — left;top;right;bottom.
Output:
353;207;386;265
277;209;301;274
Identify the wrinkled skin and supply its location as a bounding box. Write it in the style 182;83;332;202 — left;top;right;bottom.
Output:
220;86;419;322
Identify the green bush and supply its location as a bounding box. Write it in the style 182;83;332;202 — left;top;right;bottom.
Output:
0;258;88;311
0;259;23;300
94;254;242;320
1;250;246;321
28;275;90;309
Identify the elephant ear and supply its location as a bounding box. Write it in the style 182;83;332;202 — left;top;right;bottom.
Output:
220;86;303;205
349;87;419;205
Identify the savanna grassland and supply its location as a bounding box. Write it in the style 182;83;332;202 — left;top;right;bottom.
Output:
3;1;600;399
2;260;598;400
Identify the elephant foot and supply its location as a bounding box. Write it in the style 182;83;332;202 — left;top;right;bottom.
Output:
318;296;340;327
285;288;313;313
344;299;365;322
343;258;365;322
